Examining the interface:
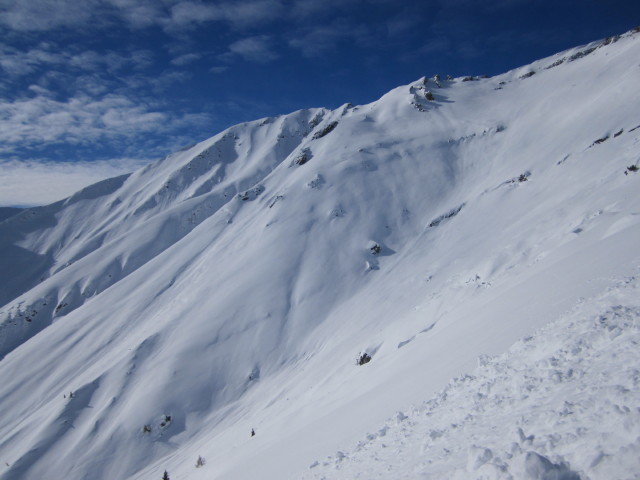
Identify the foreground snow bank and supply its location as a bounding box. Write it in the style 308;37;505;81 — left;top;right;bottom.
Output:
304;273;640;479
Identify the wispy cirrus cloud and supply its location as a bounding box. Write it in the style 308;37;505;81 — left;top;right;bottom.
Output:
0;0;406;69
0;35;208;159
0;43;154;80
0;44;64;76
226;35;278;63
209;65;229;74
288;0;395;20
288;19;372;57
0;0;177;32
0;0;286;33
0;91;212;152
166;0;284;31
170;52;202;66
0;0;102;31
0;80;213;207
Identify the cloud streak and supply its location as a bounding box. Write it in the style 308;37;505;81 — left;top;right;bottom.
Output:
0;43;154;81
0;93;207;149
0;157;150;207
0;38;212;165
227;35;278;63
0;0;287;33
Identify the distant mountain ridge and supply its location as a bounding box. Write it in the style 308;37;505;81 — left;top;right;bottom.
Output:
0;207;22;222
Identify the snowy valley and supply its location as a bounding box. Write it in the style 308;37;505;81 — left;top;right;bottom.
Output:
1;29;640;479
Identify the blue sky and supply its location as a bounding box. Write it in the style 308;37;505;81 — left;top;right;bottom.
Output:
1;0;639;206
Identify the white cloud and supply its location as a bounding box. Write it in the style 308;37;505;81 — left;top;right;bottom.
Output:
0;157;151;207
0;44;64;76
0;43;155;81
167;0;284;30
288;19;370;57
0;0;180;32
289;0;363;19
0;39;212;186
171;52;201;66
167;1;222;29
218;0;283;28
0;0;286;33
0;0;100;31
228;35;278;63
0;88;213;160
0;94;164;146
108;0;170;29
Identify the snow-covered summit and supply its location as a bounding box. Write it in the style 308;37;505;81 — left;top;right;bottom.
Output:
1;29;640;480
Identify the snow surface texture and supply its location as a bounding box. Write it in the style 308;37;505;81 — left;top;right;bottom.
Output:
303;274;640;479
1;29;640;480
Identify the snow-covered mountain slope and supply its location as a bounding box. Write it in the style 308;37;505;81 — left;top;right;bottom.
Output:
0;208;21;223
303;274;640;479
1;29;639;480
0;108;325;341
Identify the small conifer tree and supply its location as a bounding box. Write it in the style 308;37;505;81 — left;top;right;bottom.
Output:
162;470;170;480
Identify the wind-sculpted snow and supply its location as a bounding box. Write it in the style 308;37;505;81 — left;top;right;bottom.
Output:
0;29;640;480
303;274;640;479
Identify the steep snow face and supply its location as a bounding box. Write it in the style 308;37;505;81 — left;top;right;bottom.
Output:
1;30;640;480
0;108;326;355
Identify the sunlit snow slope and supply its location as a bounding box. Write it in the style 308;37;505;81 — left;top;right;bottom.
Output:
1;29;639;480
